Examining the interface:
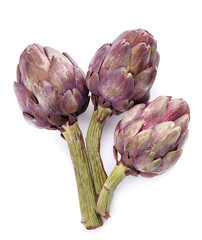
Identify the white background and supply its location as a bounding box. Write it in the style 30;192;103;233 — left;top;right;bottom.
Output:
0;0;201;239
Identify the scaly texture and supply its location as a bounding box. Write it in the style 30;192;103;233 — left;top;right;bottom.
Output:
114;96;190;176
14;44;89;130
85;29;159;195
86;29;160;113
97;96;190;218
14;44;101;229
62;122;103;229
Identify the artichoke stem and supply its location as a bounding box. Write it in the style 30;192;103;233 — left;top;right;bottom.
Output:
96;162;129;219
62;121;102;229
86;105;112;196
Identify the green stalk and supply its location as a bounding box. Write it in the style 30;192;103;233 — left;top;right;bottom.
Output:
96;162;129;219
62;121;102;229
86;105;112;196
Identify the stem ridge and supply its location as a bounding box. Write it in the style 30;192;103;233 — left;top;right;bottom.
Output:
96;162;129;219
86;105;112;195
62;121;102;229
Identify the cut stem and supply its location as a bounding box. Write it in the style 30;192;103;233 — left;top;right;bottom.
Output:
86;105;112;195
62;121;102;229
96;162;129;219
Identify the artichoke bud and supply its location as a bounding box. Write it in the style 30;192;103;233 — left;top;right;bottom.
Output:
86;29;159;114
114;96;190;177
14;44;89;130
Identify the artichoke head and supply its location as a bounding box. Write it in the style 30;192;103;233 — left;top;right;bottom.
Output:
114;96;190;177
14;44;89;130
86;29;159;114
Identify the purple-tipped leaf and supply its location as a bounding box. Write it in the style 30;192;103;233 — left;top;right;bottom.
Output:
14;44;89;130
114;96;190;177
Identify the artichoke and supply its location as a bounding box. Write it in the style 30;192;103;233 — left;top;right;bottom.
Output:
97;96;190;218
14;44;102;229
86;29;160;195
86;29;159;111
14;44;89;130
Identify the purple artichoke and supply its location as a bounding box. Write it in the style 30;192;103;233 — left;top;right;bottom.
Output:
97;96;190;218
14;44;102;229
114;96;190;177
14;44;89;130
86;29;159;112
86;29;159;195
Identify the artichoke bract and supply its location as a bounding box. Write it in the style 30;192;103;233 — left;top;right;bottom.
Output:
86;29;160;195
97;96;190;219
14;44;102;229
14;44;89;130
87;29;159;111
